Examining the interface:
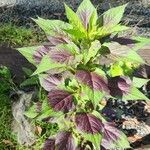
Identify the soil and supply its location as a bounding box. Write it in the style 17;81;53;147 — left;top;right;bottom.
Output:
0;46;35;83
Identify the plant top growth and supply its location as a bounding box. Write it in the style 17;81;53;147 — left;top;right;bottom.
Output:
17;0;150;149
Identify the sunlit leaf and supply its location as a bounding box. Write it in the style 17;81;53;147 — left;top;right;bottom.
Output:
84;40;101;64
33;46;51;64
77;0;97;29
102;3;128;27
101;123;130;149
109;63;124;77
133;77;150;88
64;3;87;39
32;55;66;75
17;46;41;65
123;86;149;101
49;45;83;66
82;133;102;150
39;74;61;91
33;17;71;36
47;35;70;46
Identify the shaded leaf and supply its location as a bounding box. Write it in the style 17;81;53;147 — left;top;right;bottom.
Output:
44;138;55;150
55;131;76;150
20;76;38;87
76;70;108;92
75;112;103;134
108;76;132;97
48;90;74;112
22;67;33;76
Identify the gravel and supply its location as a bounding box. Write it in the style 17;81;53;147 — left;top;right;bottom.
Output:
0;0;150;36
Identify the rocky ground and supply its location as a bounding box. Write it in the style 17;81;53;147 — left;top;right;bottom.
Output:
0;0;150;37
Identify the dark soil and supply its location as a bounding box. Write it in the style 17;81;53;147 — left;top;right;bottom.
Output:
0;46;35;83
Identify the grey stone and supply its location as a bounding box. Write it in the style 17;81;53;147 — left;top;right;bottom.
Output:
12;90;36;146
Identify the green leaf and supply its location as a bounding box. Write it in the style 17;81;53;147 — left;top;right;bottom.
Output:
17;46;41;65
111;24;129;33
20;76;38;87
82;85;105;108
109;63;124;77
58;42;80;54
104;42;145;63
110;132;130;149
22;67;33;76
97;24;129;38
84;40;101;64
83;133;102;150
24;104;39;119
89;9;98;32
123;86;149;101
132;36;150;51
64;3;87;38
102;3;128;27
133;77;150;88
32;17;71;36
127;51;145;63
32;55;66;75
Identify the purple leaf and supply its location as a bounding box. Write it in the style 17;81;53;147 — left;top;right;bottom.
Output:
76;70;109;93
106;42;130;60
43;138;55;150
77;0;97;29
40;74;61;91
101;123;121;149
49;48;74;64
48;90;74;112
47;35;70;46
108;76;131;97
75;113;103;134
78;9;92;29
33;46;51;64
55;131;76;150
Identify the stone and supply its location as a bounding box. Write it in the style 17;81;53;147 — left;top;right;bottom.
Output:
12;90;36;146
